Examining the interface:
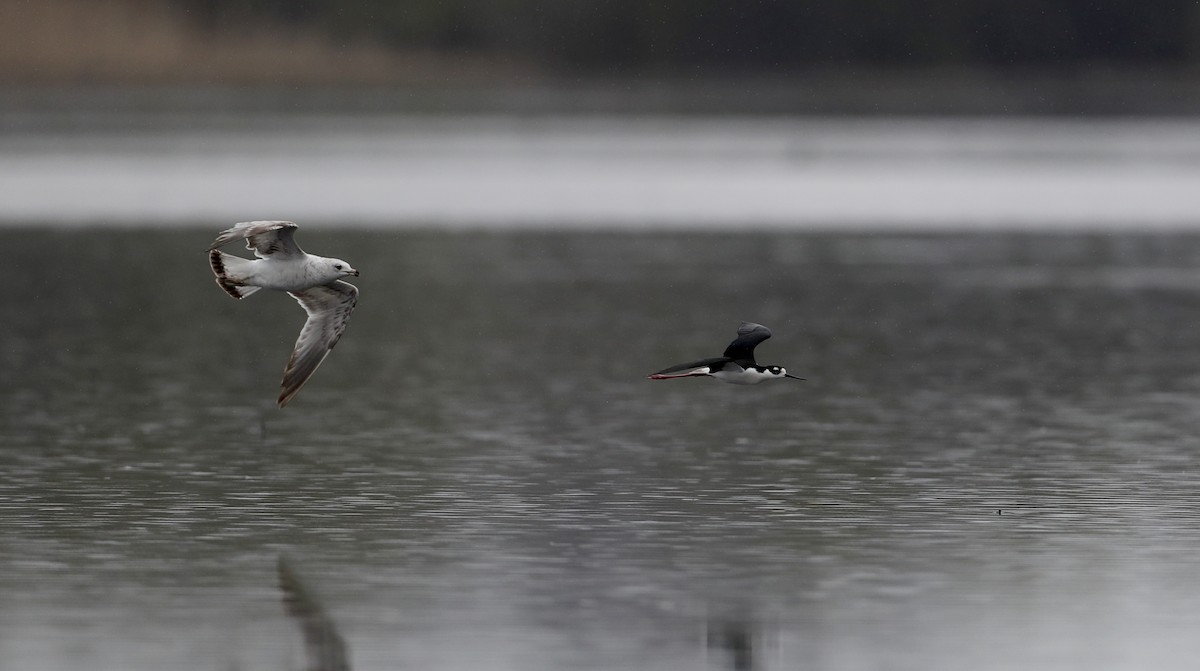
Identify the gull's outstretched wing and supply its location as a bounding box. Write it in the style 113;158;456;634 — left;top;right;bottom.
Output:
208;220;304;259
279;280;358;407
722;322;772;363
647;356;732;379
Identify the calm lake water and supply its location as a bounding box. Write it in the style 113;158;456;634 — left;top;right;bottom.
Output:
3;228;1200;670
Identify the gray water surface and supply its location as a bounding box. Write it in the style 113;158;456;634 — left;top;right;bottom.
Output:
3;230;1200;670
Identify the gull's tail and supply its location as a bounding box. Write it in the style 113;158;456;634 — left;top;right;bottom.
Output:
209;250;262;299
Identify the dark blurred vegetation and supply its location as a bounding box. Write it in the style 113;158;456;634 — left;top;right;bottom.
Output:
172;0;1200;73
3;0;1199;113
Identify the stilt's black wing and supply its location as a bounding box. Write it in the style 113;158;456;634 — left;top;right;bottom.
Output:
651;356;731;376
722;322;772;363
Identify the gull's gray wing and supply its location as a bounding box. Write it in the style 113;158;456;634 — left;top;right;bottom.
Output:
208;220;304;259
278;280;358;408
722;322;772;363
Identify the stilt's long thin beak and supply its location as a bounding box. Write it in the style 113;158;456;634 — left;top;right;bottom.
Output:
785;374;805;380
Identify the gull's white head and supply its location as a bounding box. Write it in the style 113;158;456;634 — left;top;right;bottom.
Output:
323;257;359;281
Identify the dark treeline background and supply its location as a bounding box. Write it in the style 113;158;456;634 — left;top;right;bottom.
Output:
173;0;1200;73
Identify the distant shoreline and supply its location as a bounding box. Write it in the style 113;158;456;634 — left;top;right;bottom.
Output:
3;69;1200;118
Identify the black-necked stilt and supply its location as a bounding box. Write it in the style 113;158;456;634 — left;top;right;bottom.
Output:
647;322;804;385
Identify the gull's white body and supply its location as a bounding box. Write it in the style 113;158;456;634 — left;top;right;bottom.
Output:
229;254;347;293
208;220;359;407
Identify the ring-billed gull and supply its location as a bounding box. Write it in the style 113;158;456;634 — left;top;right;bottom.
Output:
208;221;359;407
647;322;804;384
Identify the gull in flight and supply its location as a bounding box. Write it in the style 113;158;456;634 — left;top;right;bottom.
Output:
208;221;359;407
648;322;804;384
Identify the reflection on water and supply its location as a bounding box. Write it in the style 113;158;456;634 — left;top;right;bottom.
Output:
279;556;350;671
3;230;1200;669
706;618;759;671
3;115;1200;226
